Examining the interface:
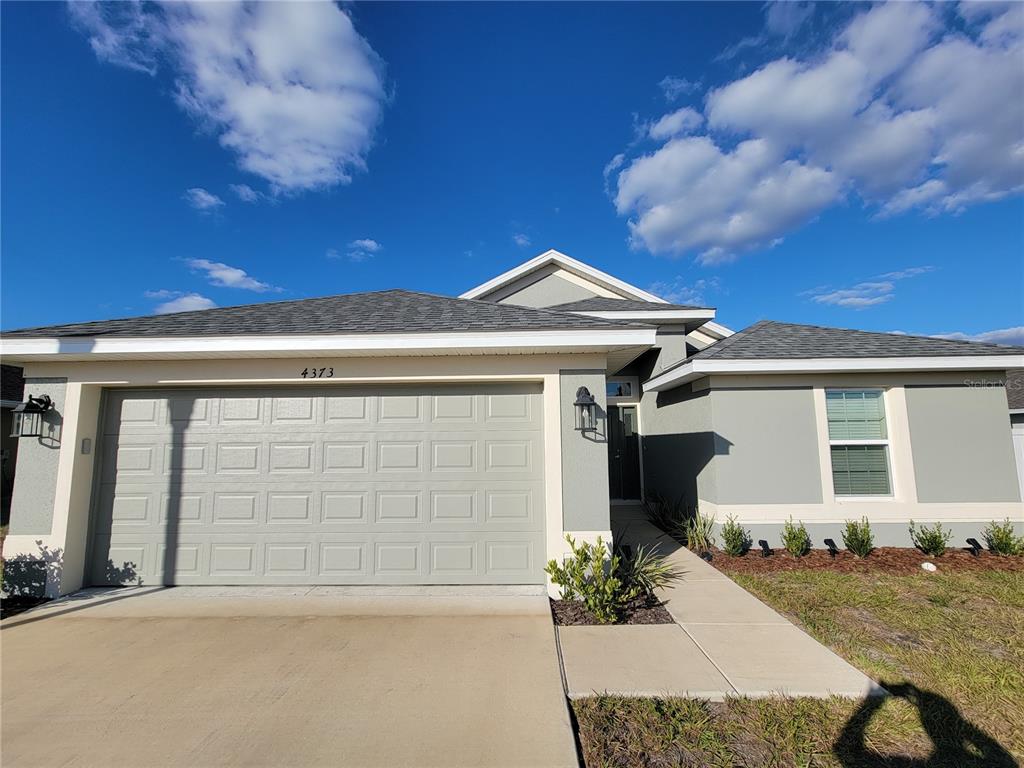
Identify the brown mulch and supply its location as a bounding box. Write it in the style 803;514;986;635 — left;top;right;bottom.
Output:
708;546;1024;576
550;597;675;625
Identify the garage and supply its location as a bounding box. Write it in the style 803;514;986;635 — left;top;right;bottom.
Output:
88;383;545;586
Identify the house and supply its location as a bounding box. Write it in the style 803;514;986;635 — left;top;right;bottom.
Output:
1008;369;1024;499
1;249;1021;597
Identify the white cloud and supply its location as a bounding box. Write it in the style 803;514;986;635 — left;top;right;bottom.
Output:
932;326;1024;347
764;1;815;40
648;107;704;140
658;75;701;101
186;258;279;292
647;276;720;306
611;2;1024;260
70;2;386;193
229;183;260;203
328;239;383;263
512;233;531;248
183;187;224;211
806;265;935;309
151;292;217;314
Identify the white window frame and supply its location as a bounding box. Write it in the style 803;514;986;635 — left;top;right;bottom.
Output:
606;376;640;405
826;387;894;500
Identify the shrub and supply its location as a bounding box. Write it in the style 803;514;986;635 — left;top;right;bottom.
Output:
620;544;683;597
686;511;717;552
545;535;639;623
781;517;811;557
983;519;1024;556
909;520;952;556
720;515;752;556
642;492;691;542
842;517;874;557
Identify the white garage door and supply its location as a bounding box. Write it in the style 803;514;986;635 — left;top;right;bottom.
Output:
88;384;545;585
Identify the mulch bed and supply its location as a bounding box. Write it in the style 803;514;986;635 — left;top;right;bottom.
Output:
550;597;675;626
708;546;1024;576
0;597;49;619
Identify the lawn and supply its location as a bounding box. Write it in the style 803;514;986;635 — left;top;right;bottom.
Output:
572;567;1023;767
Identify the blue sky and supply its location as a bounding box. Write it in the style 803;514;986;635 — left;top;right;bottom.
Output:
2;1;1022;343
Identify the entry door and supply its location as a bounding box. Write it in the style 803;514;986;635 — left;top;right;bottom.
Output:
608;405;641;500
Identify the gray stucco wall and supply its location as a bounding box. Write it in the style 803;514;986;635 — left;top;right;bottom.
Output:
906;384;1021;503
709;387;823;505
498;273;598;308
7;378;67;535
560;370;611;530
640;384;716;507
650;330;690;375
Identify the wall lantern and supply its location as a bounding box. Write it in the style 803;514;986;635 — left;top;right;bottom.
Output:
573;386;597;432
10;394;53;438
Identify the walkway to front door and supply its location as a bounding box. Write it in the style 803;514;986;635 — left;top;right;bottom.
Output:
608;405;641;500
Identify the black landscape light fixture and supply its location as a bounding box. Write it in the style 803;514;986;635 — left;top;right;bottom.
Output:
10;394;53;438
573;386;597;432
758;540;773;558
824;538;840;557
966;538;983;557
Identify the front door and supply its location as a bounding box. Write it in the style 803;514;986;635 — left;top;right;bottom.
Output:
608;405;641;500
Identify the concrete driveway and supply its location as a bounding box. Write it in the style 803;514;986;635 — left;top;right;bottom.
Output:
1;588;578;768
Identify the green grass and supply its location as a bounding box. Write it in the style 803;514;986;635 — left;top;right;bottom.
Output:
573;569;1024;767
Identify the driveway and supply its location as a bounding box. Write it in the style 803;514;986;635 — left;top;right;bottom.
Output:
1;588;579;768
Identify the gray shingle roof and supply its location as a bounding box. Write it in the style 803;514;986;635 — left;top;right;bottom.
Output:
689;320;1023;361
2;289;642;338
1007;369;1024;410
548;297;710;312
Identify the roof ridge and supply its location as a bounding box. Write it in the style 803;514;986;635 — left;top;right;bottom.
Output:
760;319;1023;352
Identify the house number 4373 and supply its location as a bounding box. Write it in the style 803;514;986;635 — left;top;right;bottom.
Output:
300;367;334;378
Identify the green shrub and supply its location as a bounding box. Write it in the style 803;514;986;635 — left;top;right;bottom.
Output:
983;519;1024;555
720;515;752;556
909;520;952;556
620;544;683;597
642;492;691;542
781;517;811;557
545;535;639;623
842;517;874;557
686;511;717;552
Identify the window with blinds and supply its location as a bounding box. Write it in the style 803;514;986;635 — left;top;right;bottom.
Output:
826;389;892;496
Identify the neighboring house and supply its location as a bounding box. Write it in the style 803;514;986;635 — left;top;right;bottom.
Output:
1008;369;1024;500
1;364;25;526
1;249;1021;597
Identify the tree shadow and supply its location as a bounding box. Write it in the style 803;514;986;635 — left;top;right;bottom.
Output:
834;681;1017;767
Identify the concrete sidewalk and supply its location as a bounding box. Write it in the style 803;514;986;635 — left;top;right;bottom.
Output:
558;506;882;699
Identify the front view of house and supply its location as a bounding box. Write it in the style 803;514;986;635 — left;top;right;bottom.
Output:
2;250;1021;597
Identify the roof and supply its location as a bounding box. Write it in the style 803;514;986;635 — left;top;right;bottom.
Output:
1;289;643;339
547;297;709;312
688;320;1023;361
1;364;24;403
1007;369;1024;411
459;249;668;304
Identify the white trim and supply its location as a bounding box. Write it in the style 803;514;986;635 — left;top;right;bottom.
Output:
824;387;894;500
644;354;1024;392
459;249;669;304
570;309;715;322
1;328;657;362
702;321;734;339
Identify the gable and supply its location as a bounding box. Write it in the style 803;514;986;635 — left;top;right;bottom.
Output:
461;249;667;306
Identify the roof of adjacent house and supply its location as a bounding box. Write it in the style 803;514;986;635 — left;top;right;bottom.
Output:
1007;369;1024;411
1;364;24;403
1;289;644;338
688;320;1024;360
547;297;710;312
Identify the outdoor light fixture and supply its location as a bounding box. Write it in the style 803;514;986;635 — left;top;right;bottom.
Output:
758;540;773;558
573;386;597;432
966;538;982;557
824;538;839;557
10;394;53;438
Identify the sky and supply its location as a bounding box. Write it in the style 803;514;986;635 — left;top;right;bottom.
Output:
1;1;1022;343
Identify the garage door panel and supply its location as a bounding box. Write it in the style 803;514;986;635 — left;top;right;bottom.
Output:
91;385;544;585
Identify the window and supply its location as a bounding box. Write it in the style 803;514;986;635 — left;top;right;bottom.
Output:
606;380;633;399
826;389;892;496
